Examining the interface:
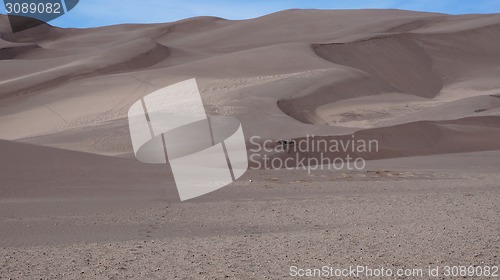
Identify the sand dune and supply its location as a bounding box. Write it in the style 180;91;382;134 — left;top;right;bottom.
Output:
1;10;499;159
1;10;500;159
0;38;170;97
283;24;500;127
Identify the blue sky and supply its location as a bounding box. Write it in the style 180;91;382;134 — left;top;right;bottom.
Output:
2;0;500;28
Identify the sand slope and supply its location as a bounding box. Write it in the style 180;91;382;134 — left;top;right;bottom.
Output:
1;10;500;159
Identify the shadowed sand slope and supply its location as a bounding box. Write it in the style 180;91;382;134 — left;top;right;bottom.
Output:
250;116;500;169
281;22;500;126
0;140;177;200
0;140;181;246
313;34;443;98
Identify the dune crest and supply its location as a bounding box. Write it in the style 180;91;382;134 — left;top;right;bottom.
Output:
0;10;499;159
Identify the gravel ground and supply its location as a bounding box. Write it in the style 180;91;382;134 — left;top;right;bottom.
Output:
1;162;498;279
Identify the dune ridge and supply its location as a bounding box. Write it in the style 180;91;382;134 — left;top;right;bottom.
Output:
1;10;500;160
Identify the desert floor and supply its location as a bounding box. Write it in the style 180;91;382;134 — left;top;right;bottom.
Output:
1;148;498;279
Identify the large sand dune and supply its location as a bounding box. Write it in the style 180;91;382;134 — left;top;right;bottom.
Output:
1;9;500;157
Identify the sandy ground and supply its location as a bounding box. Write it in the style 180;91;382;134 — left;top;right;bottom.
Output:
0;144;498;279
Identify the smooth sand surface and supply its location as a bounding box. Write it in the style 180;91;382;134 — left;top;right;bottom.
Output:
0;9;499;279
